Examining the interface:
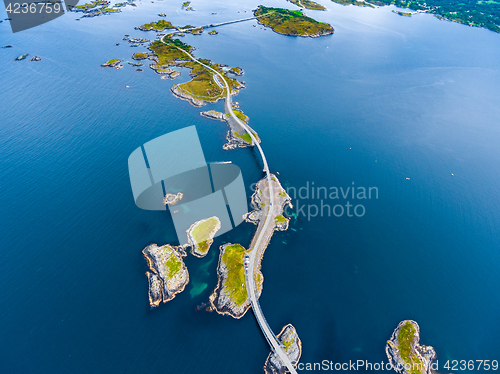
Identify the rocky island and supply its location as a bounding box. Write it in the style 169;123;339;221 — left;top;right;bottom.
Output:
138;20;175;31
288;0;326;10
264;324;302;373
386;320;436;374
253;6;334;37
101;58;122;68
209;243;258;318
187;216;221;258
142;244;189;307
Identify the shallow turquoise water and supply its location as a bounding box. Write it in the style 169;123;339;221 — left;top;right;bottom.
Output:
1;0;500;372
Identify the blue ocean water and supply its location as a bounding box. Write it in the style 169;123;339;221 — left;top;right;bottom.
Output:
1;0;500;373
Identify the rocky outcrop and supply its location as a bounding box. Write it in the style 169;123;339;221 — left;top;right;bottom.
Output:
264;324;302;373
209;243;254;319
200;110;225;121
386;320;436;374
142;244;189;307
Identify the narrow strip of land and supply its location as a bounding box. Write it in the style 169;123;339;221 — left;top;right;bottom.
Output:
160;35;297;374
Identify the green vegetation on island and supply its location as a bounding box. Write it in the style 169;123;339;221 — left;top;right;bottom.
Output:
149;39;192;65
221;244;249;306
142;244;189;307
208;30;219;35
332;0;500;33
234;132;253;143
228;66;244;76
274;214;287;225
146;35;244;106
165;255;182;278
132;52;148;60
175;60;241;104
253;6;334;37
386;320;437;374
398;322;424;373
139;20;175;31
288;0;326;10
233;109;248;122
104;58;119;65
101;58;121;67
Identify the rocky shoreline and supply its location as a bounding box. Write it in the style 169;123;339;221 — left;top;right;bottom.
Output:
163;192;183;205
386;320;436;374
142;244;189;307
171;84;217;107
264;324;302;373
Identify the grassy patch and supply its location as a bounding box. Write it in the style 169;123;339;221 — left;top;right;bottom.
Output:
234;132;253;144
275;214;287;224
191;217;219;253
229;66;243;75
282;335;294;352
132;52;148;60
233;109;248;122
221;244;249;306
398;321;424;374
140;20;175;31
178;71;224;99
104;58;119;65
165;255;182;278
149;40;191;65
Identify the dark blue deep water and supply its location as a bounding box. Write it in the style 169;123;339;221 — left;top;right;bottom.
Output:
1;0;500;373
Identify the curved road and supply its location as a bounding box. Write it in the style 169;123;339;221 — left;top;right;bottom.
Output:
161;37;297;374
